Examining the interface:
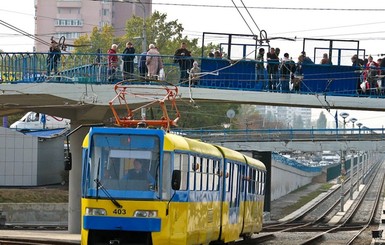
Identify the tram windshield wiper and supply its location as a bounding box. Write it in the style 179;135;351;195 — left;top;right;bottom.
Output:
94;179;122;208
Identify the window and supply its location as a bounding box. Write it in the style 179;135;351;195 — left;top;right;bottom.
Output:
208;159;213;191
56;32;81;40
174;153;188;190
55;19;83;27
201;158;208;191
230;164;239;207
102;8;109;16
162;152;171;199
225;163;230;192
248;168;256;194
213;160;220;191
86;134;160;196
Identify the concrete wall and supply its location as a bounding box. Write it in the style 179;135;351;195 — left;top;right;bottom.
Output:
0;127;66;186
271;159;321;201
0;203;67;225
0;127;38;186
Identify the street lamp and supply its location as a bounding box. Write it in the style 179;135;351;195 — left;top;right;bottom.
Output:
135;0;147;53
339;112;349;133
357;122;363;134
350;117;357;134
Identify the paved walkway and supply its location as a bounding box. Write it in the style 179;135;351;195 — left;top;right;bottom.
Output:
270;183;325;221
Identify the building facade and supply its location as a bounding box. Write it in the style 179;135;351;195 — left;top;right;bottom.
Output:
257;105;312;129
34;0;152;52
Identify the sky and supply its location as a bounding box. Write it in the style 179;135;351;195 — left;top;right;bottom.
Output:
1;0;385;128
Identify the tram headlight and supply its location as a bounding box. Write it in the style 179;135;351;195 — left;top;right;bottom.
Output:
133;210;158;218
85;207;107;216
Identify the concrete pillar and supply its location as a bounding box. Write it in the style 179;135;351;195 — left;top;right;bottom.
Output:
68;123;88;234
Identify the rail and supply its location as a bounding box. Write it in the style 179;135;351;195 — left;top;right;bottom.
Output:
172;127;385;143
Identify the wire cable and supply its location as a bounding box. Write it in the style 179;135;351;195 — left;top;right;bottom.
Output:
240;0;261;33
230;0;255;36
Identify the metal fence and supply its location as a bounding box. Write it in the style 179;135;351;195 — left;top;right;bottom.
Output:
2;51;384;98
172;127;385;143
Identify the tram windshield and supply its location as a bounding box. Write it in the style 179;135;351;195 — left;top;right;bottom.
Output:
85;134;160;198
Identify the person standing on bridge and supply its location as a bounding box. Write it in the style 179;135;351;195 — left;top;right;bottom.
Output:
256;48;266;90
46;40;61;78
174;42;193;86
146;44;163;79
107;44;119;83
267;47;279;91
122;42;135;80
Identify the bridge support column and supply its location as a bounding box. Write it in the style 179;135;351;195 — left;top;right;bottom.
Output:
68;122;88;234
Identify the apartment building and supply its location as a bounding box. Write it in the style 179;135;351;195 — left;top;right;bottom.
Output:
256;105;312;129
34;0;152;52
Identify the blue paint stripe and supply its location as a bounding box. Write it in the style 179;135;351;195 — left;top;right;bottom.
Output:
83;216;161;232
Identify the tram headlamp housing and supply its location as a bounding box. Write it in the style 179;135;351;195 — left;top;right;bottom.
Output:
133;210;158;218
85;207;107;216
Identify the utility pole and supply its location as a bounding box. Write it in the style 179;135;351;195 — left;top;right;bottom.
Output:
340;150;346;212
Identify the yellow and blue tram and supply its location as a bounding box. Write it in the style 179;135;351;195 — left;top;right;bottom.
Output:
81;127;266;244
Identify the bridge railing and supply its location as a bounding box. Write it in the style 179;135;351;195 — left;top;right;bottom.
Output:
172;127;385;142
1;51;383;97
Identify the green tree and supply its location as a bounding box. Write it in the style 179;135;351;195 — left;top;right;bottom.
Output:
145;102;240;129
74;25;118;54
293;114;304;128
316;111;327;129
233;105;264;129
124;11;201;57
73;11;217;60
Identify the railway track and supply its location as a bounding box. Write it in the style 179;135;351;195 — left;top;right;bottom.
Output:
0;238;78;245
252;158;384;244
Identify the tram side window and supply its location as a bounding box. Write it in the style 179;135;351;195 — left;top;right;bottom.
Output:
208;159;214;191
260;171;266;195
201;158;208;191
195;156;202;191
248;169;256;194
213;160;220;191
225;163;230;192
189;155;196;190
174;153;188;190
240;165;246;193
230;164;239;207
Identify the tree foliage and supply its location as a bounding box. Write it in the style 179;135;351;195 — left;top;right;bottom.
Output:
71;11;227;129
316;111;327;129
74;25;118;54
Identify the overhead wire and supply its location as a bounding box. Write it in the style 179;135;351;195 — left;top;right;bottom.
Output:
240;0;261;33
0;20;51;47
230;0;255;36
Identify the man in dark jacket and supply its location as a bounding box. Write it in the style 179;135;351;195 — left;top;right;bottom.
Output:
47;40;61;77
267;47;279;91
174;42;193;85
122;42;135;80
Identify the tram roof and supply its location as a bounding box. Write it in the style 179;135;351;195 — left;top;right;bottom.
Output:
243;155;266;170
214;144;246;163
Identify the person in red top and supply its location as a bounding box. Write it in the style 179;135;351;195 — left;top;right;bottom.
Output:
363;55;380;94
107;44;119;83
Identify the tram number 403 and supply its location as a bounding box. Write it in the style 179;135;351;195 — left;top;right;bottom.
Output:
113;209;126;215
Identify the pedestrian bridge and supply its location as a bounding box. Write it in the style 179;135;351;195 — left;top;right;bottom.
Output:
174;127;385;152
1;52;385;122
